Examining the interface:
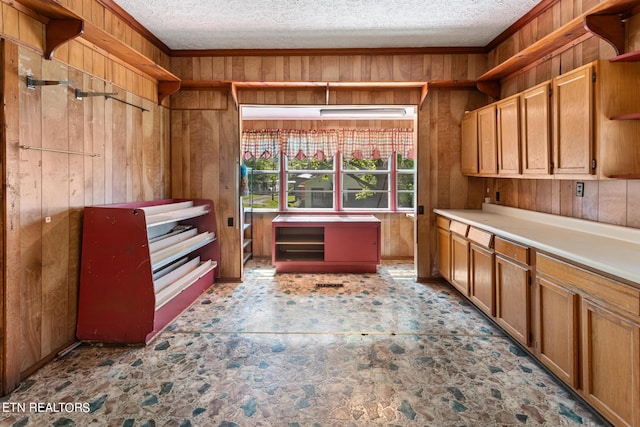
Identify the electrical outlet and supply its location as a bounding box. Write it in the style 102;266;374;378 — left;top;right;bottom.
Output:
576;182;585;197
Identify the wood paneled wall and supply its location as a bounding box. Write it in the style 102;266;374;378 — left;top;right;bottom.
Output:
170;53;490;282
2;41;169;394
1;0;169;103
473;1;640;230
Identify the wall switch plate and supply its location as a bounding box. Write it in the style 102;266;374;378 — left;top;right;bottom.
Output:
495;191;500;202
418;205;424;215
576;182;585;197
227;217;234;226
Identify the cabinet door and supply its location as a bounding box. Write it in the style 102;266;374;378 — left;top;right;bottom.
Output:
521;82;551;176
581;300;640;427
553;64;594;176
478;105;498;175
451;234;470;296
461;111;479;175
437;227;452;281
495;255;530;346
497;95;521;175
535;276;579;388
470;244;495;316
325;225;378;262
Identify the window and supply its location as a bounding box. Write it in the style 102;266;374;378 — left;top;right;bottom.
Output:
243;156;280;210
396;153;415;210
286;156;335;210
241;130;280;210
342;155;390;210
241;106;416;213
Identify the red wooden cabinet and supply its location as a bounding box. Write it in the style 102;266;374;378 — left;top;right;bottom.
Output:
272;215;381;273
76;199;220;344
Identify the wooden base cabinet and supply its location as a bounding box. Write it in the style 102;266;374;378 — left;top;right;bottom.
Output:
581;299;640;427
77;199;220;344
536;252;640;426
495;237;531;347
535;275;580;388
450;221;470;296
468;228;495;316
436;216;452;281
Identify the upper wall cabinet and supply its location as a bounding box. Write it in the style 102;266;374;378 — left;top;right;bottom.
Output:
462;60;640;179
496;94;521;176
552;64;594;177
521;81;552;176
461;111;479;175
478;105;498;175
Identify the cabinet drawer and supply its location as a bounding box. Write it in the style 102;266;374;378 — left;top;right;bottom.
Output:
537;253;640;317
450;220;469;236
467;227;493;248
436;216;450;230
495;237;529;265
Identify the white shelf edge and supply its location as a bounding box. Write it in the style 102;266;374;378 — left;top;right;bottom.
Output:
145;205;210;228
154;256;201;293
149;228;198;253
140;200;194;216
151;232;216;271
154;260;216;310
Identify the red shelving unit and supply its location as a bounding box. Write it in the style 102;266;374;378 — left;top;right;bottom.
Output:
76;199;220;344
272;215;381;273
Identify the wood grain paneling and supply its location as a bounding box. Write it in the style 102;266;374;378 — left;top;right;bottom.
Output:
3;38;22;395
0;39;170;394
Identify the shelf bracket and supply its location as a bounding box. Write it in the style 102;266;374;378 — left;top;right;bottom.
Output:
419;83;428;109
477;80;501;100
230;82;239;109
158;80;181;104
584;13;625;56
45;19;84;60
26;75;77;89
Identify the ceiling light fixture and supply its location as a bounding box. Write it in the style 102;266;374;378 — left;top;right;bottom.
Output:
319;108;408;118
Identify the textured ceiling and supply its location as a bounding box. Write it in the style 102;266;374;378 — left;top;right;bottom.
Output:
112;0;541;50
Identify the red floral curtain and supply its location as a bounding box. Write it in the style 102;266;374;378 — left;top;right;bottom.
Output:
281;129;339;161
241;130;280;160
241;128;414;160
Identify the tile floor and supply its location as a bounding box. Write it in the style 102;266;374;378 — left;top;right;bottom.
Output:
0;260;608;426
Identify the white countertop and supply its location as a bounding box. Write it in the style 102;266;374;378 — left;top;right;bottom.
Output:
273;214;380;223
434;204;640;285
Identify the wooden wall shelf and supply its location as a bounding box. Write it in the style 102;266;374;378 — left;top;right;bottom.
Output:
610;51;640;62
477;0;640;98
609;113;640;120
18;0;181;104
180;80;477;108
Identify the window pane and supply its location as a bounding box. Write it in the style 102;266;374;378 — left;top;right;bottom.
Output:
397;172;415;191
397;192;415;209
397;153;414;170
287;157;334;170
342;172;389;209
342;191;389;209
287;173;334;209
244;172;280;209
343;156;389;171
244;155;279;171
243;155;281;210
